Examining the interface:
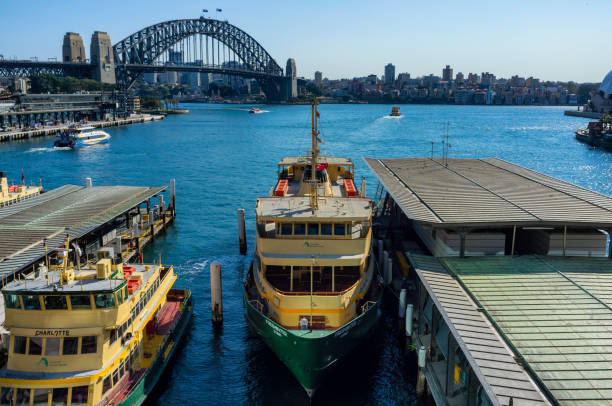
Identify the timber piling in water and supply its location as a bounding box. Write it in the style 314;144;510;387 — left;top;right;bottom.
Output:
366;157;612;406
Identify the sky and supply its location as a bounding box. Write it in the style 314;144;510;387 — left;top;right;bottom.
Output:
1;0;611;83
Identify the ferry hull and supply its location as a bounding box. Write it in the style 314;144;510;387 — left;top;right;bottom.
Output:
244;291;381;396
116;290;193;406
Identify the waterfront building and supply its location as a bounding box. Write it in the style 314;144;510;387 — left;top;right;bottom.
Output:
510;75;526;87
454;88;475;104
442;65;453;82
526;76;540;88
367;74;378;85
480;72;495;87
314;71;322;87
62;33;86;63
486;90;496;104
384;63;395;85
455;72;464;84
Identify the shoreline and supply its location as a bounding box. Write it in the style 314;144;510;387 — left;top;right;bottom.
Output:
0;114;165;143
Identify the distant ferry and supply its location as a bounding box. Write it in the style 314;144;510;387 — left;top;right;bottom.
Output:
54;126;111;148
389;106;401;117
249;107;263;114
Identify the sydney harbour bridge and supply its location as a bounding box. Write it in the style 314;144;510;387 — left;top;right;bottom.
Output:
0;17;300;102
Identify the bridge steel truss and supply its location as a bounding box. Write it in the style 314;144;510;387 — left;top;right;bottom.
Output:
113;17;284;89
0;60;93;79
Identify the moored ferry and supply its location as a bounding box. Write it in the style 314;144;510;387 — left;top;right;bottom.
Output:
54;126;111;148
0;242;193;405
243;100;382;397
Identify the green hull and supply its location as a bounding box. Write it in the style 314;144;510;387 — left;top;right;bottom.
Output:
244;291;382;396
116;290;193;406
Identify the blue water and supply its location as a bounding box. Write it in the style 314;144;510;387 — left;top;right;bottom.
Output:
1;104;610;405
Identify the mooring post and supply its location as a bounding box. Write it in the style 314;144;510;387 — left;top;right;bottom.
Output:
405;303;414;352
210;261;223;324
170;179;176;219
399;288;407;318
383;251;391;285
416;345;427;398
85;177;92;188
237;208;247;255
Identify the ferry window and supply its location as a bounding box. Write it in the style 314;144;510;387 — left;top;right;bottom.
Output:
33;388;49;406
320;223;332;235
81;336;97;354
70;295;91;310
308;223;319;235
123;286;129;300
294;223;306;235
0;388;13;406
62;337;78;355
94;293;115;309
116;289;124;305
15;388;29;405
22;295;41;310
110;329;117;345
45;338;60;356
334;223;346;236
29;337;42;355
347;224;352;236
275;223;280;235
70;386;88;405
119;360;125;377
4;294;20;309
281;223;292;235
112;368;119;385
13;336;26;354
102;376;111;394
44;295;67;310
51;388;68;405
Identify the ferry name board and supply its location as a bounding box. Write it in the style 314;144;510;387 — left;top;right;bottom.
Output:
35;329;70;337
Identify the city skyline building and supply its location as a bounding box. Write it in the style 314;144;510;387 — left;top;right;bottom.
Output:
314;71;322;87
384;63;395;85
442;65;453;82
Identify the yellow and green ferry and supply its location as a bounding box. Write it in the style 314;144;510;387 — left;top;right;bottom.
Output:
0;243;192;405
244;100;382;397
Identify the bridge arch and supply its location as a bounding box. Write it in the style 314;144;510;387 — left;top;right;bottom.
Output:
113;18;283;77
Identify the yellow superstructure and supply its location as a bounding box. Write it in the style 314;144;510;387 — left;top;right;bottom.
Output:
250;100;376;330
0;256;180;405
0;172;41;208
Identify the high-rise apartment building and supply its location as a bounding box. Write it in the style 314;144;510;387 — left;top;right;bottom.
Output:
314;71;322;87
384;63;395;85
442;65;453;81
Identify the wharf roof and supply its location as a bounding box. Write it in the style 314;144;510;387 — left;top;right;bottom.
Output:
441;255;612;406
408;254;549;406
0;185;166;278
278;156;354;166
256;196;371;221
364;157;612;228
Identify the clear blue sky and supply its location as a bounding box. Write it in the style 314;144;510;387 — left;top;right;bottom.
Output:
1;0;611;83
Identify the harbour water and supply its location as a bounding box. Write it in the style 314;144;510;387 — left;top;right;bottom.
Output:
0;104;610;405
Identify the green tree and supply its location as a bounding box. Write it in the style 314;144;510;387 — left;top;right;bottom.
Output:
601;112;612;124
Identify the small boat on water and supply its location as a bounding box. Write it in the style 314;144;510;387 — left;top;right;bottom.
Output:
249;107;263;114
0;236;193;405
54;126;111;148
243;99;382;398
575;120;612;149
389;106;401;117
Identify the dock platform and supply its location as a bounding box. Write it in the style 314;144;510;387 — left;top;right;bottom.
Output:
366;157;612;406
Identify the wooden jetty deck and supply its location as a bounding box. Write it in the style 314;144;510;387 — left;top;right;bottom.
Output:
0;114;164;142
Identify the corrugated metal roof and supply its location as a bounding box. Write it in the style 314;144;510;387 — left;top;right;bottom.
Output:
409;254;549;406
364;157;612;227
443;255;612;406
0;184;166;278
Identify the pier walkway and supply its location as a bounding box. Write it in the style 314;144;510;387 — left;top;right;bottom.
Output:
366;157;612;406
0;114;164;143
